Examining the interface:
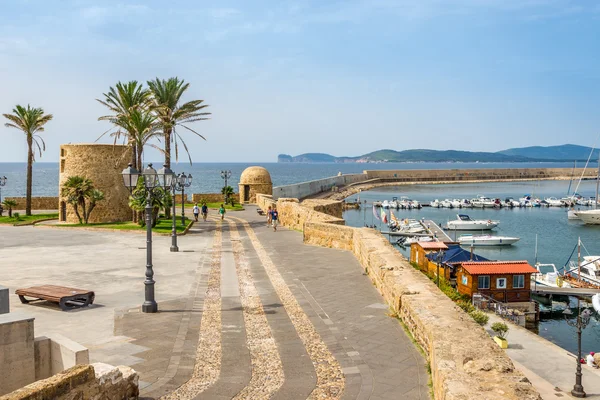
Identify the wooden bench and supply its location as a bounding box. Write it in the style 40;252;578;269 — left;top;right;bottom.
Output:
15;285;95;311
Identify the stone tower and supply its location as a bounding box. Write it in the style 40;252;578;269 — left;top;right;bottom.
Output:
238;166;273;203
58;144;133;223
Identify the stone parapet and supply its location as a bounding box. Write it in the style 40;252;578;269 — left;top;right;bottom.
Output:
0;363;138;400
192;193;240;204
4;197;58;211
301;215;541;399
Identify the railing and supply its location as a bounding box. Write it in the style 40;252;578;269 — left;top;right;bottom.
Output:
472;293;527;326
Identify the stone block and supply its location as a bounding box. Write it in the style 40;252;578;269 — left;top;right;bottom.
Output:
34;336;51;380
48;333;90;376
0;285;8;314
0;313;35;396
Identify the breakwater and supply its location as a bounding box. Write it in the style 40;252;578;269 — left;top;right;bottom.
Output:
272;167;596;200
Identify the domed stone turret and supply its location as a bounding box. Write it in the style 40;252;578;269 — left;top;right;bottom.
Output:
239;166;272;203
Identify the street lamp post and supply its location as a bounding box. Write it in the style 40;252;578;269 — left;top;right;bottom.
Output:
122;163;174;313
221;170;232;204
174;173;192;227
563;301;593;398
170;177;179;253
0;176;6;205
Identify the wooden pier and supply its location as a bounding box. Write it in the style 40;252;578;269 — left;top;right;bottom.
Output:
531;286;600;297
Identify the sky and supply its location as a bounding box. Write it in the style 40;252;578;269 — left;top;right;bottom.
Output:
1;0;600;163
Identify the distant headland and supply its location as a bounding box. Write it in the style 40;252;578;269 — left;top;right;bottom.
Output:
278;144;599;163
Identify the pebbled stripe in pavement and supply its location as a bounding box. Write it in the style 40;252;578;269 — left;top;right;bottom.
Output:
162;221;223;399
231;217;345;400
227;219;285;399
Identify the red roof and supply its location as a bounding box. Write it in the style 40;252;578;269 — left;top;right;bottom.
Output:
459;260;536;275
416;242;448;250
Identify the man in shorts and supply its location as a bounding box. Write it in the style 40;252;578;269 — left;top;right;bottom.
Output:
193;203;200;222
201;203;208;221
271;206;279;232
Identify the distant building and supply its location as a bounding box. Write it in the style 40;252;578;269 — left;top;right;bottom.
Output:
456;261;537;303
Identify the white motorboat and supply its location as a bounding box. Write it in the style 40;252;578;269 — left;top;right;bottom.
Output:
593;293;600;314
382;200;390;209
568;256;600;286
458;234;519;247
441;199;453;208
567;208;580;220
576;209;600;224
430;199;441;208
389;200;398;209
545;197;565;207
451;199;462;208
504;198;521;208
373;201;382;207
471;196;496;208
531;263;571;288
460;199;473;208
446;214;499;231
404;236;433;245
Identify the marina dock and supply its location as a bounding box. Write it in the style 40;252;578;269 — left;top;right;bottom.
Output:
422;220;453;242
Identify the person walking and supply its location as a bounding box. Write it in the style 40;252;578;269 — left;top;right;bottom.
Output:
201;203;208;222
219;204;226;221
271;206;279;232
266;205;273;226
193;203;200;222
587;352;598;368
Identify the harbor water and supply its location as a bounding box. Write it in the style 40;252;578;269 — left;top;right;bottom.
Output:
342;180;600;355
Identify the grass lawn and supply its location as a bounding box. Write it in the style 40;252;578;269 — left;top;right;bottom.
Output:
184;202;244;211
55;217;192;234
0;213;58;226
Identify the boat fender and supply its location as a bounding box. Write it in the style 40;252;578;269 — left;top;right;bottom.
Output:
592;293;600;314
556;275;563;288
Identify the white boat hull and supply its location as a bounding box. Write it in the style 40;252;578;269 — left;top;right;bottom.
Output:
575;210;600;225
459;236;519;246
593;294;600;313
447;221;499;231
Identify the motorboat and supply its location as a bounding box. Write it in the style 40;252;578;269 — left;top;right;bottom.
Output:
504;198;521;208
566;256;600;286
382;200;390;209
460;199;473;208
531;263;571;288
458;234;519;247
441;199;453;208
544;197;565;207
567;208;580;220
451;199;462;208
575;209;600;224
471;196;496;208
389;200;398;209
430;199;441;208
446;214;499;231
404;236;433;245
373;201;382;207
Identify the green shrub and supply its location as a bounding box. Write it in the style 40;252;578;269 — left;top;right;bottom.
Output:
469;310;489;326
12;212;21;221
457;300;476;313
491;322;509;339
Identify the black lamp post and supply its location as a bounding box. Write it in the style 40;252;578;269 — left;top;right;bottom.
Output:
170;177;179;253
174;173;192;227
122;163;174;313
221;170;232;204
0;175;6;206
563;301;593;398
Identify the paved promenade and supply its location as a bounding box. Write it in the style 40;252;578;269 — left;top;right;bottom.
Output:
0;206;428;399
486;314;600;399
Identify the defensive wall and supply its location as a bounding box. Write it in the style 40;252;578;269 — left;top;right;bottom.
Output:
256;194;542;400
272;167;596;200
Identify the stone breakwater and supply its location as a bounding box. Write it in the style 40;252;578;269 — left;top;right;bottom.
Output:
256;194;542;400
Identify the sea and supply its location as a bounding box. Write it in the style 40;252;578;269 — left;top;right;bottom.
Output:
1;161;599;354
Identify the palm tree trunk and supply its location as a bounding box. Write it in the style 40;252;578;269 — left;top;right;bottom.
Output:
26;136;33;216
164;127;172;218
131;143;137;169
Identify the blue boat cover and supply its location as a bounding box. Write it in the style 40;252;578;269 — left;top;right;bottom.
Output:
426;244;490;264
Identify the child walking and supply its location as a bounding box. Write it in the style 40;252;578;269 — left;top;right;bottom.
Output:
271;206;279;232
219;204;226;221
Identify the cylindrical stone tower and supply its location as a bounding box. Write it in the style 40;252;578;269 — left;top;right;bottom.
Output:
58;144;133;223
239;166;273;203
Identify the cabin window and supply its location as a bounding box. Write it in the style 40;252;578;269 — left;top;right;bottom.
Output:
496;278;507;289
513;275;525;289
580;268;590;276
478;276;490;289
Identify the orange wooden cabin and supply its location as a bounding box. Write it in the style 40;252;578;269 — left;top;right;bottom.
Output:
456;261;537;303
410;242;448;271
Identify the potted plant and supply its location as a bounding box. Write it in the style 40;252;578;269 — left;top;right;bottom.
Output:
491;322;509;349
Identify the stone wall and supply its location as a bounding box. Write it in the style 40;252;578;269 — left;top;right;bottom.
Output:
192;193;240;204
363;167;595;181
270;198;344;231
272;173;365;200
58;144;133;224
301;218;541;399
1;363;138;400
4;197;59;211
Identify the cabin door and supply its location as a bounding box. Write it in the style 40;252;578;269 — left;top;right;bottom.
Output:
60;201;67;221
244;185;250;202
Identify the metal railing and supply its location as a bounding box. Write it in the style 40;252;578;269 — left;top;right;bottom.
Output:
472;293;527;326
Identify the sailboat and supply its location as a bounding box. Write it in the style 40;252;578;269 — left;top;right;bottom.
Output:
575;152;600;224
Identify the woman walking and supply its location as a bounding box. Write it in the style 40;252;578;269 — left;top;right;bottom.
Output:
201;203;208;221
266;205;273;226
219;204;226;221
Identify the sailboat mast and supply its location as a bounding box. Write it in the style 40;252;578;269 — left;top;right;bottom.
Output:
595;153;599;210
578;237;581;283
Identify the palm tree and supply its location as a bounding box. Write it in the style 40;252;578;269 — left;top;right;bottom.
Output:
147;77;211;166
2;199;17;217
221;185;234;205
61;176;94;224
114;108;164;169
96;81;151;169
3;105;53;216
